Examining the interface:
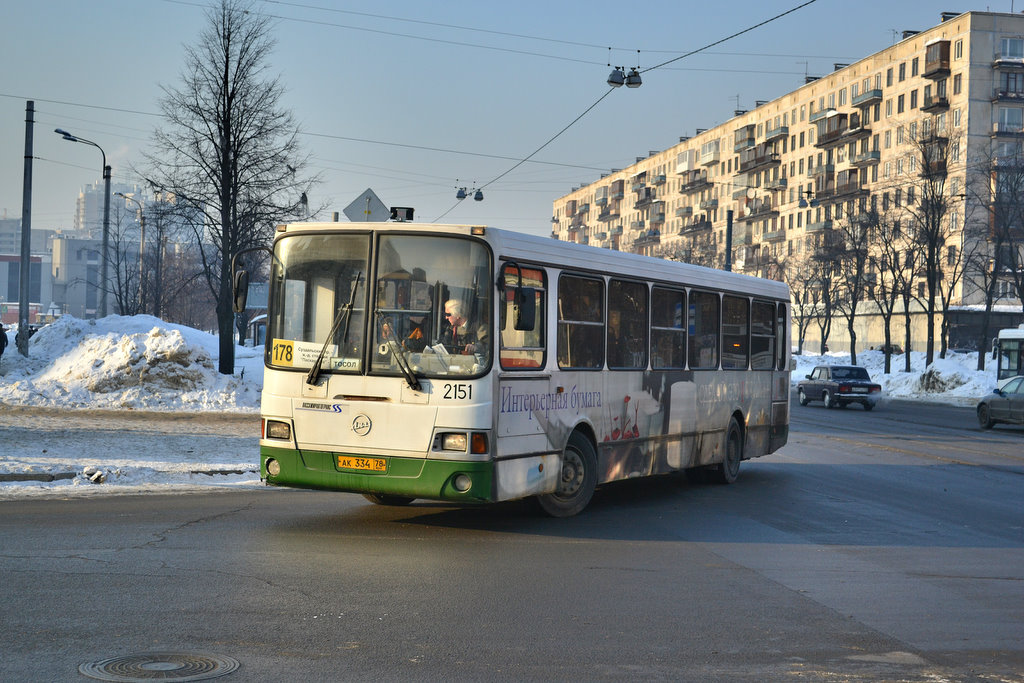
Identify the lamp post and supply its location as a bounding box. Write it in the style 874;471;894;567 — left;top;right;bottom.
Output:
55;128;111;318
115;192;145;314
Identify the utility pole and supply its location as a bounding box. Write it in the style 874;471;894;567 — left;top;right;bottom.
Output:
17;101;34;357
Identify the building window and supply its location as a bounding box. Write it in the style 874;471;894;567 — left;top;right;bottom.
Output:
1000;107;1024;132
1002;71;1024;94
884;130;892;148
911;57;919;77
839;88;847;106
910;89;918;109
953;73;962;95
898;62;906;82
887;67;894;86
886;99;893;117
953;108;961;127
1001;37;1024;59
954;39;963;60
897;94;905;114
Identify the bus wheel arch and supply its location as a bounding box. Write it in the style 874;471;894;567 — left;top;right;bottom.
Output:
713;414;744;485
537;428;598;517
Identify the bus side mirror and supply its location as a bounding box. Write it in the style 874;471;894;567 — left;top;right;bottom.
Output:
232;268;250;314
513;287;536;331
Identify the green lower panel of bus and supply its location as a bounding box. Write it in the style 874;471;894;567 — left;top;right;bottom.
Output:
260;445;494;503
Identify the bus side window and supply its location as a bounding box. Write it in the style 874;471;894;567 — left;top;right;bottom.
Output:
750;301;775;370
721;296;749;370
557;275;604;369
688;290;720;370
776;302;788;371
651;287;686;369
607;279;648;369
500;266;546;369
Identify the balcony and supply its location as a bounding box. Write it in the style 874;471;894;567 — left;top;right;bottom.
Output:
842;113;871;141
764;125;789;142
992;122;1024;137
736;201;778;223
923;40;950;79
811;163;836;178
630;220;645;231
738;150;781;174
765;176;788;191
634;229;661;247
834;179;867;198
852;88;883;107
700;148;720;166
675;206;693;218
678;218;712;235
570;213;587;228
921;94;950;112
598;208;620;222
678;172;711;193
993;87;1024;103
852;150;881;167
731;225;753;245
806;219;833;233
762;229;786;242
652;174;667;186
809;107;832;123
610;225;623;235
994;54;1024;70
565;200;577;216
699;198;719;211
922;159;948;176
734;125;756;152
634;187;657;209
595;195;608;206
816;124;849;149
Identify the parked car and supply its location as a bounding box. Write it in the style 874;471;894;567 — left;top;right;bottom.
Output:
797;365;882;410
977;376;1024;429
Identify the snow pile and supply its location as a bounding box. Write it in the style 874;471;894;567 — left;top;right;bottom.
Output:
0;315;262;412
792;347;998;406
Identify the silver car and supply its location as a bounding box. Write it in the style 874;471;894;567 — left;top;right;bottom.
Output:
977;376;1024;429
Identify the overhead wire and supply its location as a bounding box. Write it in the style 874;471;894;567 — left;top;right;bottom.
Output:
434;0;820;221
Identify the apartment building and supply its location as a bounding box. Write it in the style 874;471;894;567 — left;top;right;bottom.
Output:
552;10;1024;350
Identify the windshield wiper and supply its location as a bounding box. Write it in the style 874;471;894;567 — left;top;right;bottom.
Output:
374;310;422;391
306;272;362;386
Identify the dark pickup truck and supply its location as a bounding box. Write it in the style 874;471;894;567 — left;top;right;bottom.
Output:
797;365;882;410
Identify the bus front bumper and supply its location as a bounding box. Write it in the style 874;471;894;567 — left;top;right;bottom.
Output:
260;445;494;503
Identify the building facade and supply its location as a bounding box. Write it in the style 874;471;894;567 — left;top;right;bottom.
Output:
552;10;1024;351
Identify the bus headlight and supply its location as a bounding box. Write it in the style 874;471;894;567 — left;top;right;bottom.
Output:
265;420;291;440
441;433;468;451
266;458;281;476
453;474;472;492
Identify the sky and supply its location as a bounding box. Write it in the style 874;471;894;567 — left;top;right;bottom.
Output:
0;0;998;239
0;314;1006;498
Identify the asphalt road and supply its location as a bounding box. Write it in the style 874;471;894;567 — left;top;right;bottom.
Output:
1;398;1022;682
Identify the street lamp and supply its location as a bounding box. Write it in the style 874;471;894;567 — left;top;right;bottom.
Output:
55;128;111;318
115;192;145;314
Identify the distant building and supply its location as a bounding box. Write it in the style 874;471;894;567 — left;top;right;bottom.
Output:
552;10;1024;350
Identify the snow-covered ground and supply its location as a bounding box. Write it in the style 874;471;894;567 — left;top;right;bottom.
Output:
0;316;1001;498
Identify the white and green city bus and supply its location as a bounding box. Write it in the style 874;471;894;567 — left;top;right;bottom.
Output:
232;221;790;516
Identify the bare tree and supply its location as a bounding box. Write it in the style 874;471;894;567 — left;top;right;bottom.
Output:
902;126;963;366
145;0;317;374
781;249;817;355
832;205;872;365
866;206;913;374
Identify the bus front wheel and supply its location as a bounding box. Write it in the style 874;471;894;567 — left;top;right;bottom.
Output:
538;431;597;517
712;418;743;485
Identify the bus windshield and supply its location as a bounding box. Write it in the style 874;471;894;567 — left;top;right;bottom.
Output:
267;231;491;378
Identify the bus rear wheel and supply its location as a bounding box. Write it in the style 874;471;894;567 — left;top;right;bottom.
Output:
537;431;597;517
712;418;743;485
362;493;415;506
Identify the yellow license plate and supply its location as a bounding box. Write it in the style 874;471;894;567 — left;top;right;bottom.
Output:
337;455;387;472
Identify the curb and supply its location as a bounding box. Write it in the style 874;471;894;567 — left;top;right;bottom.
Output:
0;468;258;483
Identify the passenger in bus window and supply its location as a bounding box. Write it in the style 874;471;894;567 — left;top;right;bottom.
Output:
442;299;484;355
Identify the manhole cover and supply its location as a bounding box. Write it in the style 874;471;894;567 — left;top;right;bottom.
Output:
79;652;239;681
